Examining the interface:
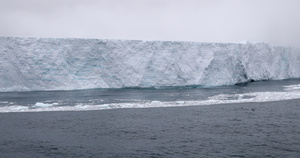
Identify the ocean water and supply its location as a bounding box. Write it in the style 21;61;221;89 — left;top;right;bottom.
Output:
0;80;300;157
1;79;300;113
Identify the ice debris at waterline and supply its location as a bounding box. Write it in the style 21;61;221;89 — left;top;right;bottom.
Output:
0;36;300;91
1;85;300;113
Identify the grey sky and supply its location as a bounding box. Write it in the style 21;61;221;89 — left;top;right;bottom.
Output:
1;0;300;46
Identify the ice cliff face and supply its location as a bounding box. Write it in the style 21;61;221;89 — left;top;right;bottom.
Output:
0;36;300;91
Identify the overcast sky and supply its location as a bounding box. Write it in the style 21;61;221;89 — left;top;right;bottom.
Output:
1;0;300;46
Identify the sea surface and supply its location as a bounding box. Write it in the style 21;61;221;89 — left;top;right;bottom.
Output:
0;80;300;157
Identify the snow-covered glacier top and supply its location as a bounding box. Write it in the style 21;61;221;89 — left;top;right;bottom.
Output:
0;36;300;91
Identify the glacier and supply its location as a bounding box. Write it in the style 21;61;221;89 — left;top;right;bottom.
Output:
0;36;300;92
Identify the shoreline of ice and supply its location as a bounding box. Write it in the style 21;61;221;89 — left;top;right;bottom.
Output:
1;84;299;113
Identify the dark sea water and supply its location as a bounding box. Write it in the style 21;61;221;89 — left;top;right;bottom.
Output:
0;80;300;157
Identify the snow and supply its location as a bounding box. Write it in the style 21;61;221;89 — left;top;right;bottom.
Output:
0;36;300;91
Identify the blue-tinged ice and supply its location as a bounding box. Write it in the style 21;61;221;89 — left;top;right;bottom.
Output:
0;36;300;91
32;102;53;108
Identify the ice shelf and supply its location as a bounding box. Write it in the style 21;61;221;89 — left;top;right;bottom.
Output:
0;36;299;91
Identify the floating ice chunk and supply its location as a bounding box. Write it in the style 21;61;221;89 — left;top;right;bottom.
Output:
12;106;29;111
52;102;59;106
176;101;185;104
33;102;53;108
151;101;161;104
96;104;111;108
75;104;91;109
238;95;243;100
121;103;130;107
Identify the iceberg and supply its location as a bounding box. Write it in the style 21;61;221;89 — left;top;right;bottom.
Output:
0;36;299;91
